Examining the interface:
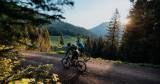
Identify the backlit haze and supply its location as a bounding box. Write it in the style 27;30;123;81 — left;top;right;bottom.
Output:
63;0;132;29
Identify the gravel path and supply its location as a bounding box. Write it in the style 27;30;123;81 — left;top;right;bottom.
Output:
22;52;160;84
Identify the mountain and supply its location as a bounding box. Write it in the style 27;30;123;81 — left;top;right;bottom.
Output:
48;21;96;37
90;22;125;38
89;22;109;37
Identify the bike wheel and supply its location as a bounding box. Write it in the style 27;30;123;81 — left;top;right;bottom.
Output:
82;52;91;62
76;61;87;72
61;58;70;69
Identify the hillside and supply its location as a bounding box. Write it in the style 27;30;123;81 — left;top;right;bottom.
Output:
90;22;109;37
48;21;95;37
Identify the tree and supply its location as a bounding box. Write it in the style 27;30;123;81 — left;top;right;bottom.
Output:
35;28;51;52
0;0;74;25
0;0;74;51
0;0;74;82
85;36;93;52
106;8;121;56
58;32;64;46
121;0;160;64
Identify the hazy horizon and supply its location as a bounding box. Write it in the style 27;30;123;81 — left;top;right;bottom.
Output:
63;0;132;29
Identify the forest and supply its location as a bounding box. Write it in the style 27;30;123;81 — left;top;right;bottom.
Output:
0;0;160;84
85;0;160;65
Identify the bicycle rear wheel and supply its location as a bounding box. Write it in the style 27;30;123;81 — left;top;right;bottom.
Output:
76;61;86;72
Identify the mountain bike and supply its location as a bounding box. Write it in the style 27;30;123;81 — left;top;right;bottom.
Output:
61;45;87;72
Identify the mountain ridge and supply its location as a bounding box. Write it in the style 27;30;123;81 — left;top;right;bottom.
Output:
89;22;109;37
48;21;96;37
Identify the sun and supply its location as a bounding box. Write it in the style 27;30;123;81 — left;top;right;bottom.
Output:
123;18;131;25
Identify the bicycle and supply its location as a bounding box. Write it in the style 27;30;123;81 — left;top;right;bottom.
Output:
61;45;87;72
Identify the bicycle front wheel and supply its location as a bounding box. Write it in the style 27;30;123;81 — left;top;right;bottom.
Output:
61;58;70;69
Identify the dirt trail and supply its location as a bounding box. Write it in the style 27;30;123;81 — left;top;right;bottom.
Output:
22;52;160;84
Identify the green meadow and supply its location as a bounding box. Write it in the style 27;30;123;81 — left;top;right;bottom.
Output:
50;36;85;47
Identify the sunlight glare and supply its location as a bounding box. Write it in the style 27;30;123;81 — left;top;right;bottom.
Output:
124;18;131;25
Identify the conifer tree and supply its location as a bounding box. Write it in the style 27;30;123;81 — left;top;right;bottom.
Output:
0;0;74;82
85;36;92;52
106;8;121;56
121;0;160;64
58;32;64;46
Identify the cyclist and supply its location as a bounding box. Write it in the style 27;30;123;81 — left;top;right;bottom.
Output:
75;39;85;55
65;39;84;61
65;43;79;61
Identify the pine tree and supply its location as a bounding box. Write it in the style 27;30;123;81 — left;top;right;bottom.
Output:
59;32;64;46
92;40;98;57
0;0;74;82
97;37;105;56
85;36;93;52
106;8;121;56
121;0;160;64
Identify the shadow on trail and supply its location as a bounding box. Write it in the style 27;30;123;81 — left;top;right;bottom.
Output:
21;53;88;84
60;70;88;84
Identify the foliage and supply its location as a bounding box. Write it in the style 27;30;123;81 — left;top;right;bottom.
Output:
83;9;122;59
1;64;53;83
0;51;21;82
0;0;74;25
84;9;122;60
0;58;15;81
58;32;64;46
85;37;107;59
106;8;121;57
0;0;74;49
120;0;160;64
85;37;93;53
0;0;74;82
9;73;61;84
33;28;51;52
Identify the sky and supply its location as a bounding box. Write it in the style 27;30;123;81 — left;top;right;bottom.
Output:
62;0;132;29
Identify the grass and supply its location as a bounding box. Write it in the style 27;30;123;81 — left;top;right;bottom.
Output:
50;36;76;46
94;57;123;63
49;36;77;55
48;50;65;55
92;56;160;68
114;61;160;68
50;36;86;47
135;63;160;68
49;35;85;55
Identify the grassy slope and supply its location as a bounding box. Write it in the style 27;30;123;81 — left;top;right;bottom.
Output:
49;36;85;54
50;36;85;47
